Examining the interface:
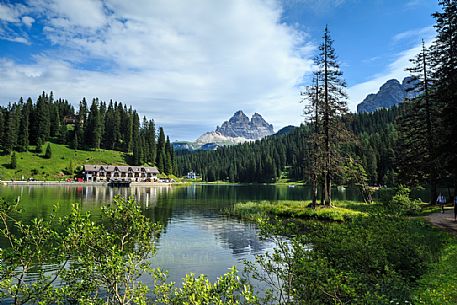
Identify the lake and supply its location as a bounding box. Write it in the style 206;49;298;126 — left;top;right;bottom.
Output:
0;184;362;284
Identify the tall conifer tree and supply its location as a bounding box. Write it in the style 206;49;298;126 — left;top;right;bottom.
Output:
315;26;350;206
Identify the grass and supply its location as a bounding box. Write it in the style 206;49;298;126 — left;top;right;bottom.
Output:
413;240;457;304
229;200;366;222
228;197;445;222
0;142;127;181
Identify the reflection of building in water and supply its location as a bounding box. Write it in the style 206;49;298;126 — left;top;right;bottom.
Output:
186;184;197;198
79;185;172;209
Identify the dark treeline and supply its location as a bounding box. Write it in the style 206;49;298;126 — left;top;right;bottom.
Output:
176;107;399;185
0;91;176;174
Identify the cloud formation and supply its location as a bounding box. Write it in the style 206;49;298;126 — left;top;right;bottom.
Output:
0;0;313;140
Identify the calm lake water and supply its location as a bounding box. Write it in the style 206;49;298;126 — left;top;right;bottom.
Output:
0;184;362;284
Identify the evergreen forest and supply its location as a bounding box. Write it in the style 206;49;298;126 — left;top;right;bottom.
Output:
0;92;176;175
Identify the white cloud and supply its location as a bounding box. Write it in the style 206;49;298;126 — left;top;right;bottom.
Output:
0;0;314;140
0;3;21;22
392;26;434;44
21;16;35;27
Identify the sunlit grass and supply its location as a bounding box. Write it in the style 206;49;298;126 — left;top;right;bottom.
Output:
0;142;127;181
230;200;366;222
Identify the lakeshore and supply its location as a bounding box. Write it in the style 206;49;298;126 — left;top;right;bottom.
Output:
1;180;174;187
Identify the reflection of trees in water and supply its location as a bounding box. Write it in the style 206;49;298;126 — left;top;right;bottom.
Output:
1;184;362;255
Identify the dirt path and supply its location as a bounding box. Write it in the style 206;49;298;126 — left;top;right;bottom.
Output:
425;207;457;235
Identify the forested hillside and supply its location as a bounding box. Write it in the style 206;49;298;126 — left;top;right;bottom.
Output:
177;107;400;185
0;92;176;174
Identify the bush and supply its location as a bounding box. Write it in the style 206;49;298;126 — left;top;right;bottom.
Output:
385;185;422;215
35;137;43;154
10;152;16;169
249;215;448;304
44;143;52;159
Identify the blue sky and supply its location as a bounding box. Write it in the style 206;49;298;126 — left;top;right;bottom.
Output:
0;0;439;141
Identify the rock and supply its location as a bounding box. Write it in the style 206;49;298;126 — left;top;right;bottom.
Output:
357;77;421;113
215;111;274;140
174;111;275;151
195;131;247;145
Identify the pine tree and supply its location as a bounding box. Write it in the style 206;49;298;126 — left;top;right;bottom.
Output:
156;127;166;172
3;104;18;154
58;124;67;144
398;41;438;203
36;93;50;142
315;26;350;205
103;101;116;150
10;152;17;169
44;143;52;159
431;0;457;190
165;136;173;175
84;99;102;149
132;112;142;166
17;98;30;152
302;69;323;207
148;119;156;165
36;137;43;154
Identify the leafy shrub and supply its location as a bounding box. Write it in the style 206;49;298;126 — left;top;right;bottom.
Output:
385;186;422;215
249;215;448;304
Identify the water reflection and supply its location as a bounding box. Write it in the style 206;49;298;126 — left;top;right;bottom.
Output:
0;184;361;283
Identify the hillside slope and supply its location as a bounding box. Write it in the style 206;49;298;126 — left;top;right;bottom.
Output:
0;143;127;181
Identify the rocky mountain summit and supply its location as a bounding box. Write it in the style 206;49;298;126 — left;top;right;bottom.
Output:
357;76;420;113
215;110;274;140
174;111;275;151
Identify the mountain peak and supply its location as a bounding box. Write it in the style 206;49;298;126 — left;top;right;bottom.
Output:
357;76;421;113
215;110;274;140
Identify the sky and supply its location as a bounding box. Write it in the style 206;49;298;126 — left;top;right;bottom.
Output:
0;0;440;141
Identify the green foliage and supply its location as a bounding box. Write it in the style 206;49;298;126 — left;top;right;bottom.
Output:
177;107;401;185
247;214;448;304
384;185;423;215
10;152;16;169
154;267;259;304
0;92;175;174
44;143;52;159
35;137;43;154
413;242;457;304
230;200;363;222
65;159;74;175
342;157;374;203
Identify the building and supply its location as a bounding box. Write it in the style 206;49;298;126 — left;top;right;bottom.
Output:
83;165;159;182
63;115;78;125
187;171;197;179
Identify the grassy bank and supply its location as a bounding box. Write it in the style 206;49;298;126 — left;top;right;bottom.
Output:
229;200;367;221
0;142;126;180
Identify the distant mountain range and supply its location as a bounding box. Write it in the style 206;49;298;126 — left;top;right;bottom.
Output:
357;76;420;113
173;110;275;151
